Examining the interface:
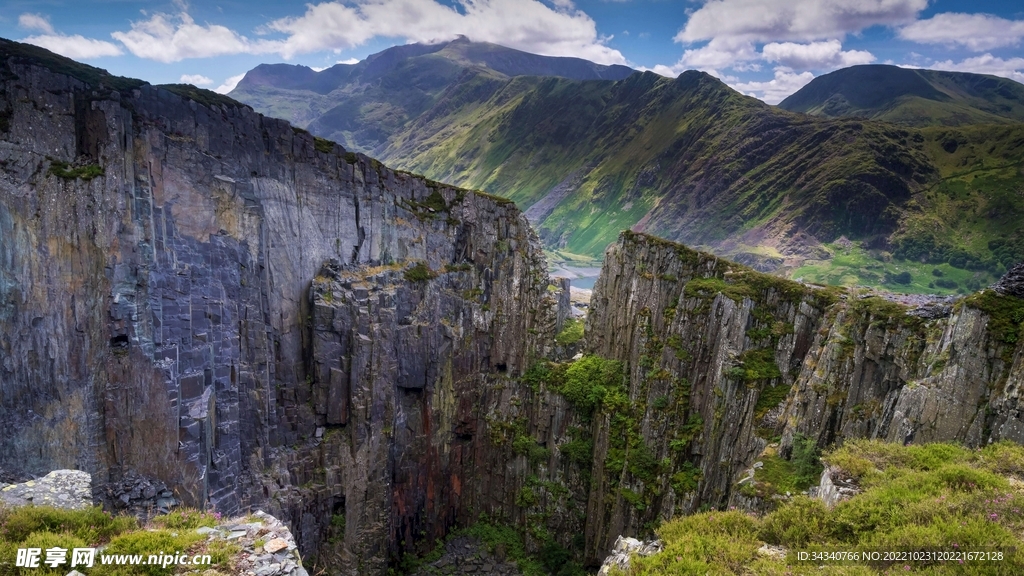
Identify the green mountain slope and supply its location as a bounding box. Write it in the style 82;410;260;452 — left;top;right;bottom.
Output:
779;64;1024;127
232;46;1024;291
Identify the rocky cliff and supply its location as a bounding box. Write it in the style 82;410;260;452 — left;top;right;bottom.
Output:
0;39;571;574
578;231;1023;561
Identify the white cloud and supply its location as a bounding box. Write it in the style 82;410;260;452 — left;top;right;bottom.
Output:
922;54;1024;84
899;13;1024;52
18;13;55;35
107;1;624;65
762;40;874;70
677;0;927;44
728;67;815;104
337;58;360;65
214;73;246;94
679;37;758;69
112;11;275;62
19;12;123;59
22;34;124;59
263;0;626;65
179;74;214;85
648;62;685;77
662;0;901;75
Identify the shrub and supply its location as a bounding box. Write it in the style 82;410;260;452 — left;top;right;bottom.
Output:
403;262;436;283
554;318;584;346
889;271;912;285
559;355;623;416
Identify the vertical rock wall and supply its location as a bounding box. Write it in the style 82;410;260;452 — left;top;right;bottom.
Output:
0;51;569;573
581;231;1023;563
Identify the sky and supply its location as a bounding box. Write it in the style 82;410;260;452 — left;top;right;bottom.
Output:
0;0;1022;104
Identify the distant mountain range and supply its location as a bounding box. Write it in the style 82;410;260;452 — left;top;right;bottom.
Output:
232;36;634;154
779;64;1024;127
231;41;1024;289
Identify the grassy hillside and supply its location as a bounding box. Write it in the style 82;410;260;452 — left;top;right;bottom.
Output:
618;440;1024;575
779;65;1024;127
230;46;1024;290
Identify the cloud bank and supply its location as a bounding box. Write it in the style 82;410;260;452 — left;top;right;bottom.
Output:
105;0;625;65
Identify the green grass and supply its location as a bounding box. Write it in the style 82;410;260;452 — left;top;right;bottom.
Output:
792;240;997;295
0;506;235;576
47;160;104;181
625;440;1024;575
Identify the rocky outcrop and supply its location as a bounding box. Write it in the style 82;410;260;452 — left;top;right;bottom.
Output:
994;262;1024;299
92;470;179;520
810;466;860;508
203;510;309;576
596;536;662;575
0;470;92;509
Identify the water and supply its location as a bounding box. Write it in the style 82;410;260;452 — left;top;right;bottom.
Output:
570;276;599;290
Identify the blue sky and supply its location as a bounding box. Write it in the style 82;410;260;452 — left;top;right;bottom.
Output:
1;0;1022;103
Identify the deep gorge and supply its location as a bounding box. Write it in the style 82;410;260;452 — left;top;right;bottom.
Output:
1;42;1023;575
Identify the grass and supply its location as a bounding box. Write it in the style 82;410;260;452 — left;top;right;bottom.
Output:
791;240;998;295
0;506;235;576
621;440;1024;575
739;436;822;500
47;160;104;181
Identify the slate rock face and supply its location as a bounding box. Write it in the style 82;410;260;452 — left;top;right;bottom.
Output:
0;48;567;574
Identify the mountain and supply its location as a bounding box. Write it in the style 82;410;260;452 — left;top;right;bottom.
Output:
231;36;634;153
234;50;1024;289
778;64;1024;127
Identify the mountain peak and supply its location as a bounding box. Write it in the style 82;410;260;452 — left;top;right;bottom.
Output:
779;64;1024;126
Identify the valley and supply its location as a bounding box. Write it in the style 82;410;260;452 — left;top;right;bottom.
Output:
1;37;1024;576
232;39;1024;296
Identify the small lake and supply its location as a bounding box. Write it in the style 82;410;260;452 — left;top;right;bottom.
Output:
570;276;599;290
550;265;602;290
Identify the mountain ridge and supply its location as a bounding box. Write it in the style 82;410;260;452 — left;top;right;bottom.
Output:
232;49;1024;289
778;64;1024;126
